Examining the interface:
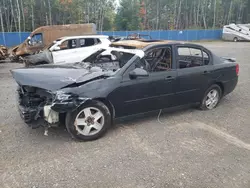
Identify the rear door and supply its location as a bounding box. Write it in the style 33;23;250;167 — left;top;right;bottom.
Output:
52;39;79;64
175;45;214;105
74;38;102;61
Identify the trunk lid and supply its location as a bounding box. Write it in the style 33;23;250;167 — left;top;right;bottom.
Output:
221;57;236;63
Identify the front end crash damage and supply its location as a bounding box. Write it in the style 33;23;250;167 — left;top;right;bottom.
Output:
12;47;145;134
17;86;89;128
51;91;89;113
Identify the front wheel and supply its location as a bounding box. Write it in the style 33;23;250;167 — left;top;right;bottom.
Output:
233;37;238;42
65;100;111;141
200;85;222;110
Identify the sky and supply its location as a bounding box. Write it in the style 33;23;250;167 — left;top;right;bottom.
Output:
115;0;120;6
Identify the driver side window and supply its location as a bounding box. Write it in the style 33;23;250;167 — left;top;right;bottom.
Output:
136;47;172;72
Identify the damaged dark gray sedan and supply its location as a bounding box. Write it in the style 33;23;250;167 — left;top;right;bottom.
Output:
11;42;239;141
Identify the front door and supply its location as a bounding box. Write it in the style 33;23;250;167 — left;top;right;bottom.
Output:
109;71;177;118
52;39;79;64
74;38;101;61
109;46;177;118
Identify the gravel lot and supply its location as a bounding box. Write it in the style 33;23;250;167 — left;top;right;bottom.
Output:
1;42;250;188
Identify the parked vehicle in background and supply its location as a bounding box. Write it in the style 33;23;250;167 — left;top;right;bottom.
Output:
109;35;127;42
222;23;250;42
10;24;97;60
12;41;239;141
24;35;111;66
108;33;152;42
0;45;8;60
110;40;174;49
127;33;152;40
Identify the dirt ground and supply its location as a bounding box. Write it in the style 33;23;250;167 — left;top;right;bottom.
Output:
1;42;250;188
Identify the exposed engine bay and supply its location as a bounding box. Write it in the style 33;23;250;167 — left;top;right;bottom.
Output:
17;85;89;128
81;49;134;72
17;86;53;127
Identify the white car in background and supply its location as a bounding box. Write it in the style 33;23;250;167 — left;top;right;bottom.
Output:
25;35;111;66
49;35;111;64
222;23;250;42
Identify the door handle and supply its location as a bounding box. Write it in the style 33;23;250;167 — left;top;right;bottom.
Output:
203;70;211;75
165;76;175;81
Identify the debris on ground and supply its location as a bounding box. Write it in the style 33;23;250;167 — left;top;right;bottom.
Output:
0;45;8;60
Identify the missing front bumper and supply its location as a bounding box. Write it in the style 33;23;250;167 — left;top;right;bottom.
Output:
18;104;60;128
18;105;38;123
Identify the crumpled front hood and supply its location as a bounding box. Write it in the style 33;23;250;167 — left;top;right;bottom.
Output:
11;65;106;91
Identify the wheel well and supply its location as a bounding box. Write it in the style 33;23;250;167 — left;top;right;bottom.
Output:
215;82;224;95
25;61;49;67
94;98;115;119
37;61;49;65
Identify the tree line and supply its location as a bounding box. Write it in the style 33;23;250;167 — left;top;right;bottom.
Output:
0;0;250;33
116;0;250;30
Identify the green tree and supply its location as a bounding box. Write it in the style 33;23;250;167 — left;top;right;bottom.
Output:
115;0;141;30
0;0;250;32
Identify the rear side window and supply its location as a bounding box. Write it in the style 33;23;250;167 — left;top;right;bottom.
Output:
59;39;77;50
177;47;208;69
79;38;96;47
190;48;202;57
178;47;202;57
203;51;210;65
79;39;85;47
96;38;101;44
178;48;190;56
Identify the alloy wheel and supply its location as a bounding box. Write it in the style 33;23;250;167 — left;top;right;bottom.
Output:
205;89;219;110
74;107;105;136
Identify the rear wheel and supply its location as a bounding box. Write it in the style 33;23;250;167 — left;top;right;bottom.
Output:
65;100;111;141
200;85;222;110
233;37;238;42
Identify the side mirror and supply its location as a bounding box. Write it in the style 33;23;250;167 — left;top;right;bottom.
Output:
27;36;32;45
53;46;61;51
129;68;149;79
27;40;32;46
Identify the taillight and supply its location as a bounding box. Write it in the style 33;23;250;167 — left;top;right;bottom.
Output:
236;64;239;76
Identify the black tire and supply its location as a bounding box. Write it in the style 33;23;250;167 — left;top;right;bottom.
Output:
65;100;111;141
200;84;222;111
233;37;238;42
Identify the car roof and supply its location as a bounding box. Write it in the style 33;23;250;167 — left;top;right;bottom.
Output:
102;47;145;58
111;40;184;49
59;35;109;40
